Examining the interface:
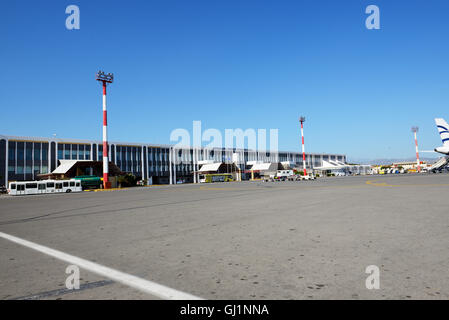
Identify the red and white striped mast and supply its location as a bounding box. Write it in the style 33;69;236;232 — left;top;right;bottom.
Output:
96;71;114;189
299;116;307;176
411;126;421;173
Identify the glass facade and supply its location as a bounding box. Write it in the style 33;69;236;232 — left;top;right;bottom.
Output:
0;139;5;187
98;145;103;160
58;144;63;160
4;140;51;182
55;143;93;161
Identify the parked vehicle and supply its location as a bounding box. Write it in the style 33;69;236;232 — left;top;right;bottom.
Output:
199;173;233;183
8;179;82;196
276;170;294;180
300;174;316;181
74;175;102;190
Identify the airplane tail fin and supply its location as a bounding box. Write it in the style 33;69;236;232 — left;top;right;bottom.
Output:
435;118;449;146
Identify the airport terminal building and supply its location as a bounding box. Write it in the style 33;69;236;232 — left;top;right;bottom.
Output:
0;135;346;187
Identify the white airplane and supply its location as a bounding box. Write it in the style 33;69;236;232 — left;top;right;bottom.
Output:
434;118;449;155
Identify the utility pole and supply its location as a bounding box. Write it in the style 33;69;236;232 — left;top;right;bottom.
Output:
411;126;421;173
96;71;114;189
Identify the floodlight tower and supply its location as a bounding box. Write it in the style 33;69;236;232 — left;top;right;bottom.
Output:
299;116;307;176
411;126;421;173
96;70;114;189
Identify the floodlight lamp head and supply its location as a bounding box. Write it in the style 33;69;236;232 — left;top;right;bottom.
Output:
299;116;306;123
411;126;419;133
96;70;114;83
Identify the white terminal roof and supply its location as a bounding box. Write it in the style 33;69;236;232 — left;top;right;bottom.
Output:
0;135;346;157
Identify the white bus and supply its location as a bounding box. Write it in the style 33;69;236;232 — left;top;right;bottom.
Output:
8;179;82;196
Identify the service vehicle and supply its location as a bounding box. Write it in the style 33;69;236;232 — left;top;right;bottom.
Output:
199;173;233;183
8;179;82;196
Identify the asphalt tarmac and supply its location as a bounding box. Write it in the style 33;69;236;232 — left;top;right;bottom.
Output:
1;173;449;300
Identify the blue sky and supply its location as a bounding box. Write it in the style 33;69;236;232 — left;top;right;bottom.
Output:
1;0;449;160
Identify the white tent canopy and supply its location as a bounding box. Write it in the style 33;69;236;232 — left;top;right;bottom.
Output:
314;160;372;175
198;162;222;172
52;160;79;174
250;163;277;171
313;160;347;170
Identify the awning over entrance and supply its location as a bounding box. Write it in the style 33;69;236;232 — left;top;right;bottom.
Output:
37;160;122;180
197;162;240;174
250;163;278;171
198;163;222;172
52;160;78;174
313;160;346;170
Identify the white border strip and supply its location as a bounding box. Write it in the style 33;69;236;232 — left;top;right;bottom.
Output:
0;232;202;300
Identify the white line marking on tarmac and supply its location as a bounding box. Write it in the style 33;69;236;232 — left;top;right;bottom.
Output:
0;231;202;300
